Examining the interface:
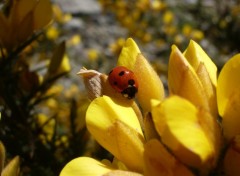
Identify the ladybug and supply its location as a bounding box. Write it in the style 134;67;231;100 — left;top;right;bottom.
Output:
108;66;138;99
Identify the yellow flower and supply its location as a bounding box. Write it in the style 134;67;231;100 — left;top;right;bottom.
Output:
151;96;221;172
168;40;218;117
0;0;53;50
61;38;240;175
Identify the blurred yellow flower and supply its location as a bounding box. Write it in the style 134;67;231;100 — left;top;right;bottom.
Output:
68;35;81;46
0;0;53;50
163;10;174;24
182;24;192;37
52;4;72;23
37;113;56;143
87;49;99;62
109;37;125;55
46;26;59;40
191;29;204;41
151;0;166;11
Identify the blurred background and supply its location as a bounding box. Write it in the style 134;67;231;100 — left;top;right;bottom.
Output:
0;0;240;175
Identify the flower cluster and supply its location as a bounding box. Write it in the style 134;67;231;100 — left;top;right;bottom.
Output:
60;38;240;176
99;0;204;46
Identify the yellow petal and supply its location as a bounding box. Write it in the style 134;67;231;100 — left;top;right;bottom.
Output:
17;10;34;43
221;91;240;141
224;135;240;176
117;38;140;69
117;38;165;112
12;0;35;24
2;156;20;176
133;54;165;113
152;96;215;170
168;45;209;111
217;53;240;114
33;0;53;30
183;40;218;117
60;157;115;176
195;62;217;117
0;142;5;173
57;54;71;73
183;40;217;86
8;0;35;48
144;139;194;176
143;113;160;141
86;96;144;172
217;54;240;140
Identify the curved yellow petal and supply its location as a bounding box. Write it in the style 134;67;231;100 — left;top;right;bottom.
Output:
133;54;165;113
86;96;144;172
195;62;217;117
220;91;240;141
217;54;240;140
117;38;140;69
183;40;218;117
33;0;53;30
117;38;165;112
217;53;240;115
144;139;194;176
152;96;215;170
60;157;114;176
10;0;34;27
0;142;5;173
86;96;143;135
168;45;209;111
183;40;217;86
2;156;20;176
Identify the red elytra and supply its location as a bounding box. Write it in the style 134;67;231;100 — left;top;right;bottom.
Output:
108;66;138;99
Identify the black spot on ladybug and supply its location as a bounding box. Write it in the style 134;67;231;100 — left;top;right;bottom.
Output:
121;86;138;99
118;71;125;76
114;81;118;85
109;70;113;74
128;79;135;86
